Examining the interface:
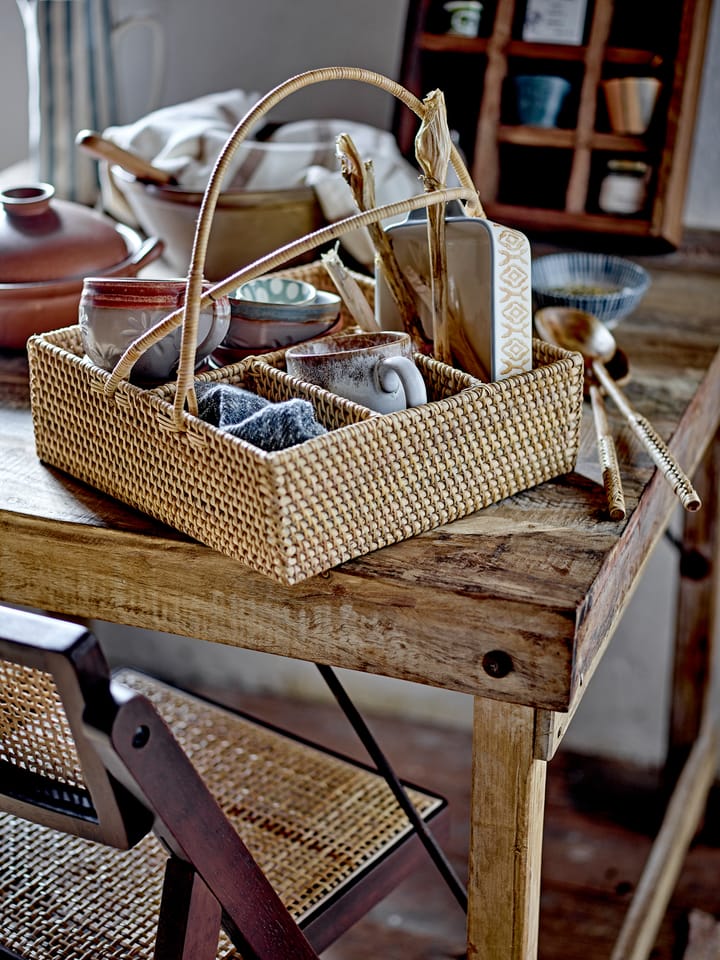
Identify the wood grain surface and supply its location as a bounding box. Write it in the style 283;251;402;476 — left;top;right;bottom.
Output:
1;252;719;960
1;265;718;715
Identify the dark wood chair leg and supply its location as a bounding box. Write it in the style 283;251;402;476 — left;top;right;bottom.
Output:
154;857;222;960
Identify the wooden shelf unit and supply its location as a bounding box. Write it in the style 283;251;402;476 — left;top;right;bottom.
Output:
395;0;712;247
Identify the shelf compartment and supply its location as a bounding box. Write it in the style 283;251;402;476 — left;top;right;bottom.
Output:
590;132;648;152
496;144;573;212
419;31;490;54
604;47;664;68
496;127;649;152
418;33;664;69
485;201;653;236
507;41;664;67
497;126;576;148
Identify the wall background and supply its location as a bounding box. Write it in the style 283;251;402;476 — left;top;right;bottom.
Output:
1;0;718;227
1;0;718;765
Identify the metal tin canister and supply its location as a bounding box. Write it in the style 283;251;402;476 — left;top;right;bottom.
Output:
374;202;533;381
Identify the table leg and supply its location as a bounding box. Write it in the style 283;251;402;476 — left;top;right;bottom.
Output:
666;426;719;785
610;428;720;957
468;696;547;959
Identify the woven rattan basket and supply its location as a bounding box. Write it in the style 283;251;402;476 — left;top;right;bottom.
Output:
28;68;585;585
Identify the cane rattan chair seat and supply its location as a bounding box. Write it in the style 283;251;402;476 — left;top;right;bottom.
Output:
0;610;448;959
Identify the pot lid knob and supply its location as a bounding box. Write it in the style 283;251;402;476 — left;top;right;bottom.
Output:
0;182;129;283
1;183;55;218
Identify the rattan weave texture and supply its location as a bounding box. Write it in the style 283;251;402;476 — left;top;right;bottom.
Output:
0;669;442;959
28;260;584;584
0;660;84;788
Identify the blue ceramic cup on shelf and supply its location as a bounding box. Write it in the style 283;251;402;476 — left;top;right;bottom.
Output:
514;75;571;127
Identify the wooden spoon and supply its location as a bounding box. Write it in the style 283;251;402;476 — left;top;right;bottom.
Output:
534;306;626;518
535;306;701;513
75;129;178;187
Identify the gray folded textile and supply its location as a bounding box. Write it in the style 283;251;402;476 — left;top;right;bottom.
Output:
195;382;326;450
226;397;327;451
196;382;268;427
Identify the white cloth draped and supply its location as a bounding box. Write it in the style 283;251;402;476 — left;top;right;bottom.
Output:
99;89;423;265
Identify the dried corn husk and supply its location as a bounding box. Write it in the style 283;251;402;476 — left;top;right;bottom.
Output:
336;133;428;350
321;245;379;332
415;89;452;365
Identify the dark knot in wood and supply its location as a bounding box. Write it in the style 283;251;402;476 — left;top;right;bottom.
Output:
482;650;513;679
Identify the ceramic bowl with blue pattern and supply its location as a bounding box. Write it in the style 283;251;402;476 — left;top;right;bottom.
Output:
224;290;342;350
532;252;650;328
237;275;316;307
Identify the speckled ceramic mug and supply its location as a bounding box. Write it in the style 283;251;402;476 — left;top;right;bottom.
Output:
285;331;427;414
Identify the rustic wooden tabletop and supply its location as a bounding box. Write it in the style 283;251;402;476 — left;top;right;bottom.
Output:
1;261;717;712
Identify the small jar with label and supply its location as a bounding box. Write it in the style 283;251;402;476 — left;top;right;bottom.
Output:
598;160;650;215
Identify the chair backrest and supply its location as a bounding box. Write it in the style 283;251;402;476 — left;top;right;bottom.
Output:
0;606;152;847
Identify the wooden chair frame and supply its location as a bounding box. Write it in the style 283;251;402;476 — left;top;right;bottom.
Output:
0;606;452;960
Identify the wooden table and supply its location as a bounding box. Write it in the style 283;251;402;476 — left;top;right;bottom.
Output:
1;257;719;959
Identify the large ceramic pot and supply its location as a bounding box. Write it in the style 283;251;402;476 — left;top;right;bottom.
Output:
0;183;163;350
112;167;324;281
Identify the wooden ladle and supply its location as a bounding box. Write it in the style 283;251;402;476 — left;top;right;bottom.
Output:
75;129;178;187
535;306;701;513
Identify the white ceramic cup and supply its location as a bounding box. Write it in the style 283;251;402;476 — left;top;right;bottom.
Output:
443;1;483;37
79;277;230;382
598;160;650;214
285;331;427;414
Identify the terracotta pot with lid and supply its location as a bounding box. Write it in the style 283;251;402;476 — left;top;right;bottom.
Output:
0;183;163;350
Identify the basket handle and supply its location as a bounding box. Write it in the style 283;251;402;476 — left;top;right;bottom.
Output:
105;66;485;430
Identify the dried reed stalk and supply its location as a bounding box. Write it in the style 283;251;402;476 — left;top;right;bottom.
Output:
336;133;429;350
320;245;379;332
415;89;452;364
